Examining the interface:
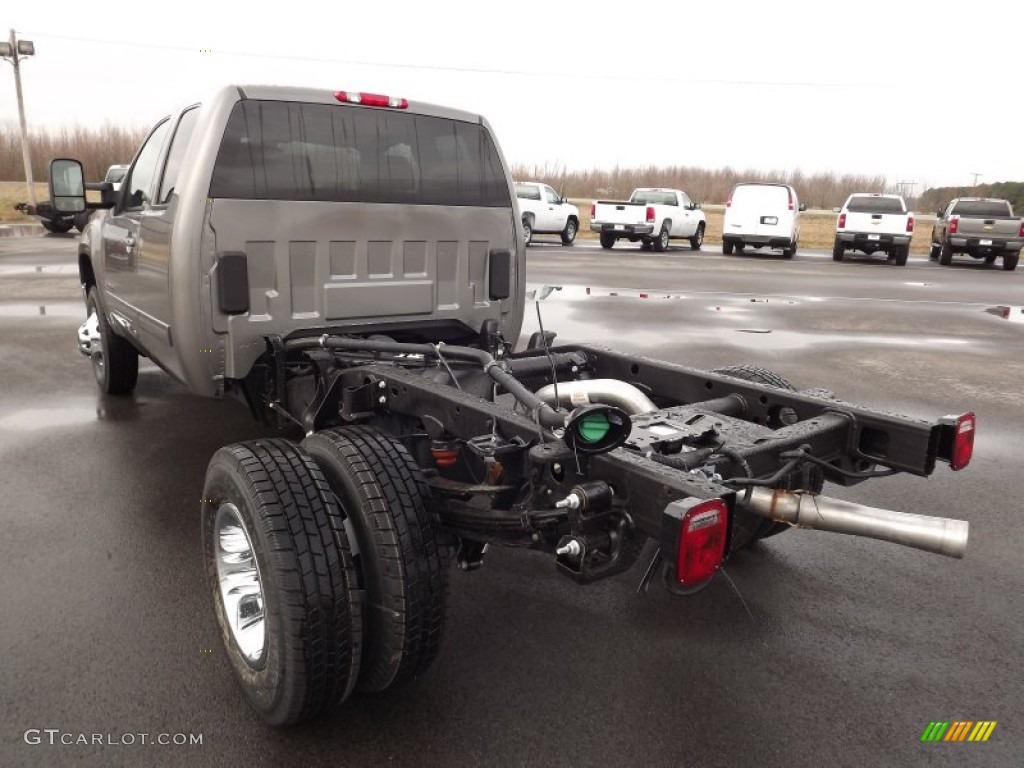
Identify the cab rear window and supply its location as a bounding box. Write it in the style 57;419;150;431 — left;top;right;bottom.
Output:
847;196;905;214
951;200;1013;218
515;184;541;201
210;100;511;207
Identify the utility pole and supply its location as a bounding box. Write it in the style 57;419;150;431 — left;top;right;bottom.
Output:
970;172;983;188
0;29;36;206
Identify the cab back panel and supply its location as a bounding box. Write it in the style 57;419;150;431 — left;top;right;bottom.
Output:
209;200;517;377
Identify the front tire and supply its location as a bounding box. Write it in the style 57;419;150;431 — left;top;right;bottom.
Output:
560;217;578;245
84;286;138;395
689;222;705;251
599;232;616;249
201;439;363;726
303;427;449;693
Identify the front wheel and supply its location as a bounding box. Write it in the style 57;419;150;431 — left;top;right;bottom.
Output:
202;439;363;726
82;286;138;395
560;217;578;245
599;232;616;249
1005;251;1020;271
689;222;705;251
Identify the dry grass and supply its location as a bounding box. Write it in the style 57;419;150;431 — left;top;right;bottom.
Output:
569;199;933;253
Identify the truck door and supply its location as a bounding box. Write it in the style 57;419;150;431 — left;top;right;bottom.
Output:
131;107;201;360
101;118;172;343
677;192;695;236
542;186;563;231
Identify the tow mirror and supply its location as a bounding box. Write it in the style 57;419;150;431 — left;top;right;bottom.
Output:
798;202;807;212
49;158;86;213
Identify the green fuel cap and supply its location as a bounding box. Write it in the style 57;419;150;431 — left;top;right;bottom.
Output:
577;411;611;443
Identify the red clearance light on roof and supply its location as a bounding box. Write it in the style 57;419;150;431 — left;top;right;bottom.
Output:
661;498;729;587
949;412;975;471
335;91;408;109
838;212;846;228
949;216;959;235
646;206;655;223
907;215;915;233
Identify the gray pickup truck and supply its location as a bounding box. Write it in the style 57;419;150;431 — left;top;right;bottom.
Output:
930;197;1022;270
51;84;976;728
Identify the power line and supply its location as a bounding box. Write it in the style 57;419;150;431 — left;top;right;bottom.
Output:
25;31;899;91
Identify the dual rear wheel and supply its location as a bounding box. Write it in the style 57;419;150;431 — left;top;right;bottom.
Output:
202;428;448;725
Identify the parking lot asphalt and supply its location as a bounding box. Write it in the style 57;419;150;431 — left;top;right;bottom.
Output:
2;235;1021;767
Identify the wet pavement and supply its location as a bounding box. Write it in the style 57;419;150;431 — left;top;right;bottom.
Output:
2;236;1022;767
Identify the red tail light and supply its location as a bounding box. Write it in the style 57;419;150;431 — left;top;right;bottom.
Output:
949;216;959;235
590;203;595;218
335;91;408;109
662;498;729;586
646;206;655;223
950;412;975;471
787;187;795;211
907;215;915;233
726;192;733;207
1018;221;1024;237
838;212;846;228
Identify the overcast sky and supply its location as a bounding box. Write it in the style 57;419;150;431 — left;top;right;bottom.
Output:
2;0;1019;191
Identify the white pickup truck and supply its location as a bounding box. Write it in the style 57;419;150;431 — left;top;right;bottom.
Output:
590;188;706;252
833;193;914;266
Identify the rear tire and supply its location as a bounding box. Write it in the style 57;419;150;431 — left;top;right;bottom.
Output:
893;245;909;266
939;242;953;265
599;233;616;249
832;239;845;261
653;224;670;252
85;286;138;395
1005;251;1020;271
522;216;533;247
560;217;578;245
303;427;449;693
710;365;821;547
201;439;363;726
689;222;705;251
41;217;74;234
722;240;734;255
782;239;796;259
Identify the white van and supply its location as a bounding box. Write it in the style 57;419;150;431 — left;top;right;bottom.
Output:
722;183;805;258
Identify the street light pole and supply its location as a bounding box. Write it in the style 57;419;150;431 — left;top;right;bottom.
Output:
1;29;36;206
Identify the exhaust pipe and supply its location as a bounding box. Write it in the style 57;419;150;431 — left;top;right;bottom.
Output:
739;488;968;559
536;379;658;415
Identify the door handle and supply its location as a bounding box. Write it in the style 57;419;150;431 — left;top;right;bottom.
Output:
124;234;137;249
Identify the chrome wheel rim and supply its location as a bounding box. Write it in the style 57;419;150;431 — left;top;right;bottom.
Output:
214;503;266;665
82;309;104;374
567;221;576;238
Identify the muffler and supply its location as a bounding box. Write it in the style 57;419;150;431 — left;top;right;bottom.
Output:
739;488;968;558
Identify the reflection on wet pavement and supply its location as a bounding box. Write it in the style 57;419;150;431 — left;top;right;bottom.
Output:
987;306;1024;324
0;302;80;317
525;283;976;352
